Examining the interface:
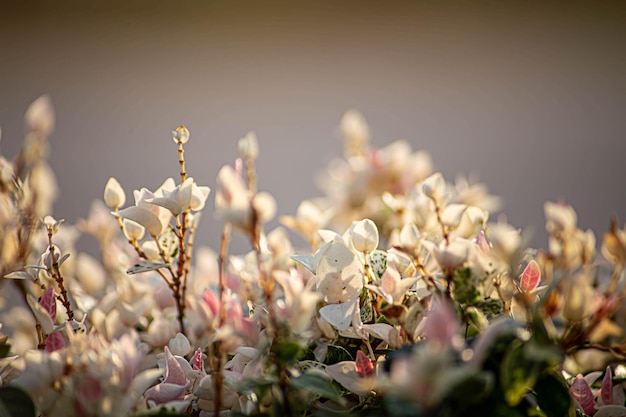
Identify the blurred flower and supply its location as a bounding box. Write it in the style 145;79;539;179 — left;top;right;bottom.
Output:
215;164;276;229
24;95;55;136
238;131;259;160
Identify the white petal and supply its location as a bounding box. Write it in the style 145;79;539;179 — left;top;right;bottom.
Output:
319;298;358;331
441;204;467;228
422;172;446;201
253;192;276;224
316;241;363;303
123;218;145;240
349;218;379;253
117;206;163;236
146;197;183;216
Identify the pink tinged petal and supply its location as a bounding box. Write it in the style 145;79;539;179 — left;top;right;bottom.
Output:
422;298;460;346
164;347;187;386
45;331;65;352
79;375;103;403
325;361;371;396
201;289;220;317
381;268;398;297
26;294;54;334
192;348;205;373
40;286;56;321
602;366;613;406
571;374;595;416
520;260;541;292
475;230;490;254
145;382;187;404
355;351;374;378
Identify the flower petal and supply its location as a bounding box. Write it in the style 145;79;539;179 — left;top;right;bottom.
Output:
117;206;163;236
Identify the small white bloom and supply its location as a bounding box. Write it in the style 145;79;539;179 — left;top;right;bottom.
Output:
349;218;379;253
42;216;64;234
103;177;126;210
422;172;447;202
544;201;577;234
122;218;145;240
431;239;470;270
399;222;421;251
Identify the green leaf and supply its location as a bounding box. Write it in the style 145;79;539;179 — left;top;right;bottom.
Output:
500;340;541;406
451;267;481;305
0;386;36;417
326;345;354;365
289;373;341;400
476;299;504;318
235;375;279;394
274;340;306;366
0;344;11;358
534;372;575;417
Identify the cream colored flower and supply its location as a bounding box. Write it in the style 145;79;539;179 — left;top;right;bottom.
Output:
103;177;126;210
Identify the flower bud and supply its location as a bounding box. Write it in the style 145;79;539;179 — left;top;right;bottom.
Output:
123;218;145;241
422;172;446;202
25;95;55;136
399;223;421;251
168;332;192;357
562;273;592;322
340;109;370;157
238;131;259;160
104;177;126;210
172;125;190;144
350;218;379;253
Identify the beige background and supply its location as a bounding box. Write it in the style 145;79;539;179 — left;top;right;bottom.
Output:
1;1;625;252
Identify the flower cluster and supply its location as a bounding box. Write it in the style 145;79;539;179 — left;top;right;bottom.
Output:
0;98;625;417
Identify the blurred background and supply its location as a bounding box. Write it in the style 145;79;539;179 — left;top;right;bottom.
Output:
1;1;625;253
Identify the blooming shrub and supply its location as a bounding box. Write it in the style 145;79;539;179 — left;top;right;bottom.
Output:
1;96;626;416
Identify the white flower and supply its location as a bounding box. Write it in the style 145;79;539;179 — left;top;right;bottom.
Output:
399;222;421;252
340;109;370;157
215;164;276;228
422;172;447;202
147;178;210;215
315;240;363;304
544;201;577;234
349;218;379;253
431;239;470;270
104;177;126;210
42;215;64;234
